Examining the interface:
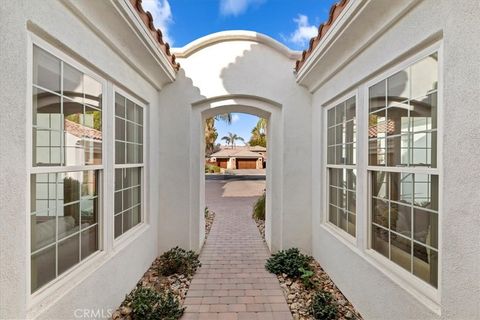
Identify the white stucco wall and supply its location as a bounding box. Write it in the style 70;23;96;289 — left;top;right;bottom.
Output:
158;32;313;253
307;0;480;319
0;1;172;319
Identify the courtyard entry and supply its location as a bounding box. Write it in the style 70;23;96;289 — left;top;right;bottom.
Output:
180;110;292;319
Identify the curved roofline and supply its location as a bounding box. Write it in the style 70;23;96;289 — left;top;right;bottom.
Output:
172;30;301;60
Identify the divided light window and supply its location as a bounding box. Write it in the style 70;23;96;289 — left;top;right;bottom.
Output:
368;53;439;288
30;45;102;293
326;97;356;237
114;93;144;238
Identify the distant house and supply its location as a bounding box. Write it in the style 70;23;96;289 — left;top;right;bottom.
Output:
208;146;266;169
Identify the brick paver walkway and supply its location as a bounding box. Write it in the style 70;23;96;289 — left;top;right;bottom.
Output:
182;180;292;320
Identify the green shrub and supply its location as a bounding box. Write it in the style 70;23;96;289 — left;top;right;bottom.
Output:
265;248;312;278
130;287;185;320
252;191;266;220
205;164;221;173
299;267;316;289
158;247;201;276
150;291;185;320
311;290;338;320
130;287;160;319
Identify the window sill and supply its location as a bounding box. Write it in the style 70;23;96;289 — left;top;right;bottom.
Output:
28;224;151;318
319;223;440;316
322;222;357;249
363;249;441;315
28;250;108;318
113;222;150;252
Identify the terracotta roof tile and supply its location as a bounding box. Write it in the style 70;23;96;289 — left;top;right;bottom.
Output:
295;0;349;72
368;120;396;139
64;119;102;141
129;0;180;71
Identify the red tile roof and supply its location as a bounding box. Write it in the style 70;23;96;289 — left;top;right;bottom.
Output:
64;119;102;141
129;0;180;71
295;0;349;72
368;120;396;139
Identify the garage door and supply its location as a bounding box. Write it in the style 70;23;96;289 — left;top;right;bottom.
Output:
236;159;257;169
217;158;228;168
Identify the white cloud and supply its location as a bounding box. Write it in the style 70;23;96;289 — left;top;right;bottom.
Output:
231;114;240;123
141;0;174;44
219;0;265;17
289;14;318;46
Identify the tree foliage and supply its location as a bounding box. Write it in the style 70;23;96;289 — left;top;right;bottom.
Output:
221;132;244;148
205;114;232;155
249;118;267;147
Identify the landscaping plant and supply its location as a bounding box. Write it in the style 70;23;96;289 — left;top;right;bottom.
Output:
205;164;221;173
265;248;312;278
158;246;201;276
299;267;316;289
150;291;185;320
252;191;266;220
130;287;160;319
311;290;338;320
130;287;185;320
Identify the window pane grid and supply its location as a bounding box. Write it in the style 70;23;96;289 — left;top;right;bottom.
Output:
31;46;103;293
326;96;357;237
32;47;103;168
30;169;100;292
369;52;439;288
114;92;144;239
369;54;438;168
370;171;438;287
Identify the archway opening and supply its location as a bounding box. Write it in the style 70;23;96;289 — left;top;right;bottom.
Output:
203;111;268;245
191;95;282;252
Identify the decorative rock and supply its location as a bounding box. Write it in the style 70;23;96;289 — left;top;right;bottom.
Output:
338;299;347;306
120;306;131;315
272;258;363;320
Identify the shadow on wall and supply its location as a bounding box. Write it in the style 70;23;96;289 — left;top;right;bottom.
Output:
157;68;206;252
219;43;297;101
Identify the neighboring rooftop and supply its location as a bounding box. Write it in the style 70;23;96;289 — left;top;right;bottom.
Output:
210;146;266;158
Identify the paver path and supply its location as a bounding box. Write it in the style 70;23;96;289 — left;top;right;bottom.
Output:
182;180;292;320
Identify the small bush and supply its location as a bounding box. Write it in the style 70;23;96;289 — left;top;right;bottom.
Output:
205;164;221;173
158;247;201;276
150;291;185;320
252;191;266;220
131;287;159;319
299;267;316;289
311;290;338;320
130;287;184;320
265;248;312;278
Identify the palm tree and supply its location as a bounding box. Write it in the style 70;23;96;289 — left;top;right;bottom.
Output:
221;132;244;148
221;135;231;147
205;113;232;155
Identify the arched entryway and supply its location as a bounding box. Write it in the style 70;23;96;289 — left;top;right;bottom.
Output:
189;95;283;251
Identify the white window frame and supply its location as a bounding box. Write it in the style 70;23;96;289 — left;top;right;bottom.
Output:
322;91;358;244
112;86;147;244
361;41;443;307
27;35;109;307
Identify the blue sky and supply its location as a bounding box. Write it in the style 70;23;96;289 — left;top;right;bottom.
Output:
142;0;338;144
215;113;259;146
